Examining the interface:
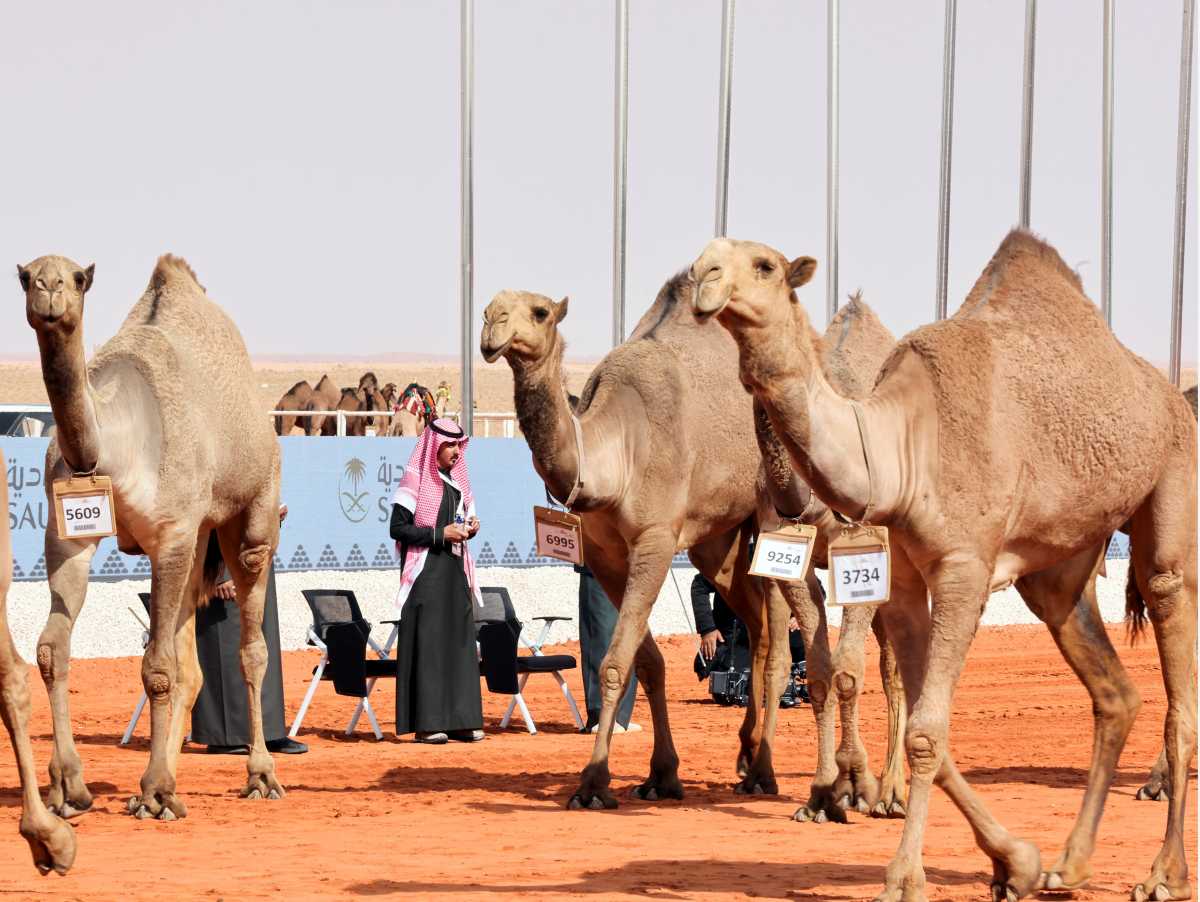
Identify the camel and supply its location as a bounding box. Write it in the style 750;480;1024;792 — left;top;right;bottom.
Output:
0;449;75;873
690;232;1196;902
390;382;437;437
274;380;313;436
481;276;906;815
356;372;390;434
304;374;341;435
19;254;285;823
326;387;368;436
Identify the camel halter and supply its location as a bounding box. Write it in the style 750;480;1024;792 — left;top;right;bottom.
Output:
831;400;876;526
563;408;586;509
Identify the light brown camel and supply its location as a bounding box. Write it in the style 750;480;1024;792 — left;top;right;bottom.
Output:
0;449;75;873
304;374;341;435
19;254;284;823
274;380;313;436
481;276;905;813
690;232;1196;902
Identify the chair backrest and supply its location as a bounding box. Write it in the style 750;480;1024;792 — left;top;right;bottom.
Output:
477;585;520;630
301;589;367;637
477;620;520;694
137;592;151;615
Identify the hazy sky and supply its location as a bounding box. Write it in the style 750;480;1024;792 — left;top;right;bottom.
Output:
0;1;1194;368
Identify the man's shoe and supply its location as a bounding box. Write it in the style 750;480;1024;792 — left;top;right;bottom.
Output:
448;729;485;743
415;731;448;744
205;744;249;755
266;737;308;755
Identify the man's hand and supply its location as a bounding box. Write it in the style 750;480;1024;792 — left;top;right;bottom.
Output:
466;516;480;538
215;579;236;601
443;524;470;543
788;616;799;632
700;629;722;660
279;504;289;525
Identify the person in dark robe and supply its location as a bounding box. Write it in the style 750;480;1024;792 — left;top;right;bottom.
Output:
192;504;306;755
574;564;639;733
389;418;484;744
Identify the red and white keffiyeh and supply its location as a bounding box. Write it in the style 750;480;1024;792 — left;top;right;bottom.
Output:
392;418;482;612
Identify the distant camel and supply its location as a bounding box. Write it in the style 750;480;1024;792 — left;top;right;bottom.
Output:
273;381;313;436
304;375;341;436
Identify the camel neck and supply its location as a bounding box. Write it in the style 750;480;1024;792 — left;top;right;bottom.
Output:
735;311;877;521
36;329;102;475
510;337;585;507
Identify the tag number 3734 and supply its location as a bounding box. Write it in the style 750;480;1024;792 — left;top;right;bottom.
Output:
841;567;880;585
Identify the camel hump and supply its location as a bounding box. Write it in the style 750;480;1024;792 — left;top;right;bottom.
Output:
992;228;1083;292
149;254;205;294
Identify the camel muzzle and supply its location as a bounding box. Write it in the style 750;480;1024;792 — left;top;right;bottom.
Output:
691;277;730;319
480;333;513;363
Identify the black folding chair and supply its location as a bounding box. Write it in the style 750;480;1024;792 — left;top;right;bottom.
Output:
476;586;583;734
289;589;397;740
119;593;153;745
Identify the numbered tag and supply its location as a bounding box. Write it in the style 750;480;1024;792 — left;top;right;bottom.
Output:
52;475;117;540
828;524;890;606
533;505;583;565
749;523;817;582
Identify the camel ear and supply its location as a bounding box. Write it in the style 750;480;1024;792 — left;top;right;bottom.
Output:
75;264;95;294
553;296;570;323
787;256;817;288
16;265;29;292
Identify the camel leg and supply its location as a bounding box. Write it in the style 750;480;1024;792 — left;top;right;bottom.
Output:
830;600;881;814
874;560;1041;902
871;609;908;819
734;575;790;796
1128;476;1196;902
786;570;843;823
568;527;675;810
218;502;284;802
1014;544;1138;891
37;529;98;818
159;533;207;784
128;527;200;821
628;633;683;802
0;455;75;874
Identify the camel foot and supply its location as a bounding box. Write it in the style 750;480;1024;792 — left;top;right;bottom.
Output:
989;838;1041;902
837;791;872;815
1037;851;1092;893
1135;784;1170;802
871;885;927;902
241;772;286;801
567;791;618;811
19;813;76;876
870;798;907;818
126;792;187;821
792;785;849;824
734;775;778;796
871;777;908;819
1131;867;1192;902
46;798;92;820
632;774;684;803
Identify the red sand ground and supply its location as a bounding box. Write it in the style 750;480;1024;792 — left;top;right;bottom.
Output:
0;624;1194;901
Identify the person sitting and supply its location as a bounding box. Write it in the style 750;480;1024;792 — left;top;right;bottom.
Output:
389;418;485;745
691;573;805;681
192;505;306;755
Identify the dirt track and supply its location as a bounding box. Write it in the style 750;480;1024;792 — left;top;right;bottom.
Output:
0;625;1193;900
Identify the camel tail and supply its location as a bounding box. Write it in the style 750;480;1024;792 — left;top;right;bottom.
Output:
1124;557;1149;646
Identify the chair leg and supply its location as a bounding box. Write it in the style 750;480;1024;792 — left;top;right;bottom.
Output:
500;673;531;729
346;676;379;735
288;656;328;739
553;672;584;729
513;693;537;735
361;696;383;741
121;691;148;746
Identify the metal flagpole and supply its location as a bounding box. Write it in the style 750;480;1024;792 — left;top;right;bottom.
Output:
1019;0;1037;228
935;0;957;321
714;0;735;237
1170;0;1195;386
459;0;475;434
613;0;629;346
826;0;840;321
1101;0;1115;326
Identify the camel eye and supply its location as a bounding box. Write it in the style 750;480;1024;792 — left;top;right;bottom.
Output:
755;259;775;276
533;307;549;322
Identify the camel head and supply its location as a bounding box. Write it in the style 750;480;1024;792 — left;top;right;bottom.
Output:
17;255;94;335
689;238;816;329
359;371;379;395
480;290;568;364
381;382;398;404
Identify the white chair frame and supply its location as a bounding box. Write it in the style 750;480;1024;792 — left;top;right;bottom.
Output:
498;616;583;734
